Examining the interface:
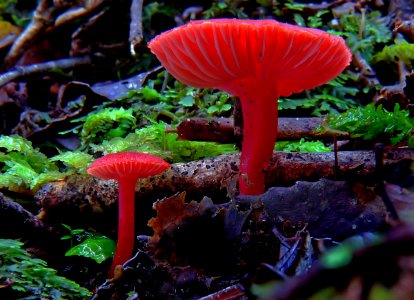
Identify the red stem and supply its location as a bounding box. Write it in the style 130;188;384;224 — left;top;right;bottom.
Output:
237;80;279;195
109;178;137;276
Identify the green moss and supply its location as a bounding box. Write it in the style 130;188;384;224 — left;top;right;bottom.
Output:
278;74;359;116
90;121;237;162
50;151;94;173
373;41;414;67
0;135;64;192
335;11;392;62
72;107;136;147
0;135;94;192
0;239;92;299
325;103;414;147
203;0;248;19
275;138;331;152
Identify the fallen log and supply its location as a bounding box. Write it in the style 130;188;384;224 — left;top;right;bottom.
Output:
35;149;414;223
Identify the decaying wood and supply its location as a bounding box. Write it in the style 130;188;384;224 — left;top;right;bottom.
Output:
0;192;52;239
35;149;414;221
170;117;350;144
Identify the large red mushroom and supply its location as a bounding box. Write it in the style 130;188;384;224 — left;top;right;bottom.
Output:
148;19;351;195
87;152;170;276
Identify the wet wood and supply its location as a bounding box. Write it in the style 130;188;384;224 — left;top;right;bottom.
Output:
170;117;350;144
35;149;414;221
0;192;52;240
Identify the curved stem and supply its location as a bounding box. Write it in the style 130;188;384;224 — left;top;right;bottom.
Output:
238;80;279;195
109;178;137;276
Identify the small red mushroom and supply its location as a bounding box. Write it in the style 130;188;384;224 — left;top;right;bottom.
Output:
87;152;170;276
148;19;351;195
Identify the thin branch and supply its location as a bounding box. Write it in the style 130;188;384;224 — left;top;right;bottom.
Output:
129;0;144;56
1;0;71;70
167;117;350;144
0;56;92;88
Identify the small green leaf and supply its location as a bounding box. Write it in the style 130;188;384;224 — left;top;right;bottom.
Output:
319;243;353;269
250;281;281;298
217;2;228;9
140;86;162;101
320;235;382;269
61;224;72;231
207;106;219;114
179;96;195;107
275;138;330;152
65;234;116;264
221;103;232;111
0;135;35;154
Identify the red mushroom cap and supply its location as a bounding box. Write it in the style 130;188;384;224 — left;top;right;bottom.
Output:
148;19;351;195
87;152;170;276
148;18;351;98
87;152;170;181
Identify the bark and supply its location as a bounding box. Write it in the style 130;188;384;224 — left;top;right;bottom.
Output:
170;117;350;144
0;56;92;88
0;192;52;240
129;0;144;55
35;149;414;220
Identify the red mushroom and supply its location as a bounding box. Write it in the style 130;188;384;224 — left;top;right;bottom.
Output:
87;152;170;276
148;19;351;195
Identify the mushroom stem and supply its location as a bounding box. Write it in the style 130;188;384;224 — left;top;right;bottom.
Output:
110;178;137;276
236;80;279;195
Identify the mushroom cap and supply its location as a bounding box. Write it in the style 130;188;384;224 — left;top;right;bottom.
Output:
87;152;170;181
148;18;351;97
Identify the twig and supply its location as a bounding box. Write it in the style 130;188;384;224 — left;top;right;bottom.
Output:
374;143;400;223
129;0;144;56
0;56;92;88
1;0;72;70
394;19;414;42
352;53;375;75
198;284;246;300
374;60;411;109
